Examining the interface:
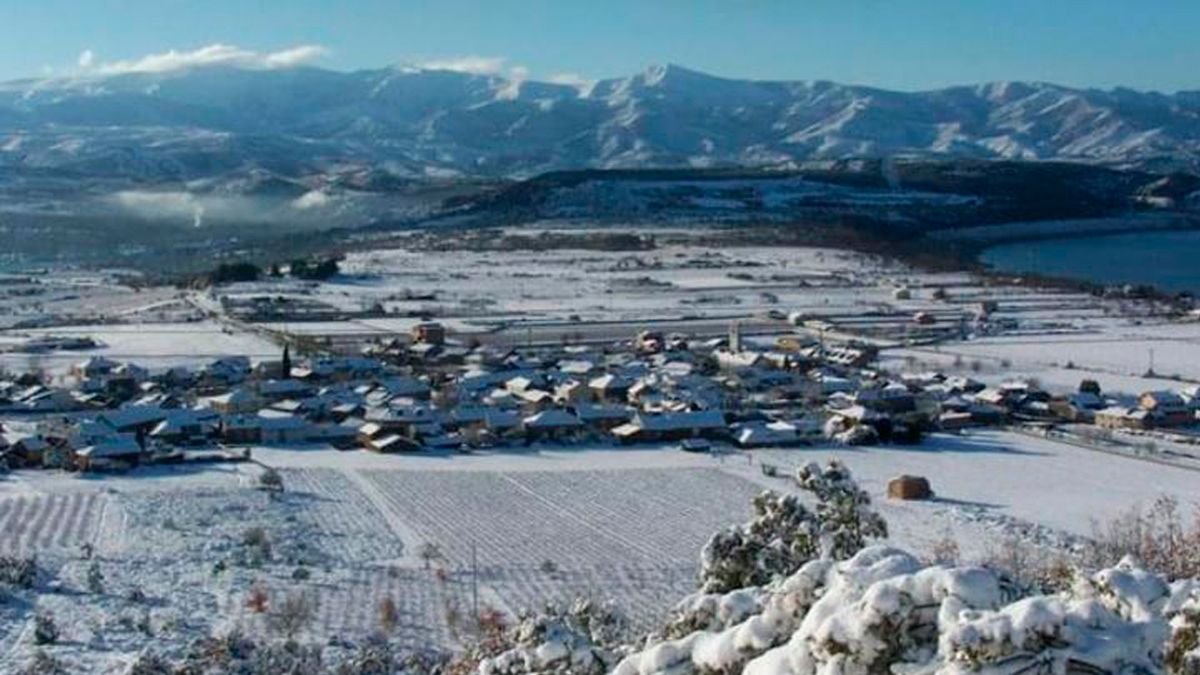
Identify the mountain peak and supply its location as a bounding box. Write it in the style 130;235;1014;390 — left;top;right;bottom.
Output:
0;63;1197;177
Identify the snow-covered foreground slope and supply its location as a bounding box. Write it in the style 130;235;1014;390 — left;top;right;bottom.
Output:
0;429;1194;670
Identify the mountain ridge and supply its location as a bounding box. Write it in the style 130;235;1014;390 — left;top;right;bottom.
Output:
1;63;1200;185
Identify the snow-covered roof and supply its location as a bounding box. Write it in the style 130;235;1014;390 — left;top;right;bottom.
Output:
523;409;582;428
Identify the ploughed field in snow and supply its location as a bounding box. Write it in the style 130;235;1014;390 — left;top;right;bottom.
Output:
1;429;1198;670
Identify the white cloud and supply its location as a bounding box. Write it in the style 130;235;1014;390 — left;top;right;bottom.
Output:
262;45;329;68
84;43;328;76
548;72;598;96
414;56;507;76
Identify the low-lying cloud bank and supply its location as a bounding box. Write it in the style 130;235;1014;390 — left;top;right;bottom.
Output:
77;43;329;76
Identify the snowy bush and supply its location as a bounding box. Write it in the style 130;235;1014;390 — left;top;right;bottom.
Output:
699;491;821;594
333;640;397;675
619;559;833;675
618;547;1200;675
86;561;104;594
795;460;888;561
1168;595;1200;675
259;467;285;494
698;460;885;593
0;554;38;589
33;610;59;645
174;630;331;674
659;587;766;639
463;599;628;675
20;650;66;675
242;526;273;565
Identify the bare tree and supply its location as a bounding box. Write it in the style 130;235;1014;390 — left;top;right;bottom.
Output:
271;589;319;640
378;596;399;634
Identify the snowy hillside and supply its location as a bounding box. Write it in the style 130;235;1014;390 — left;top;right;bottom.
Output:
2;63;1200;185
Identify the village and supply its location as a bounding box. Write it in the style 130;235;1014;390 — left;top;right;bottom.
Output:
3;239;1200;672
4;309;1200;476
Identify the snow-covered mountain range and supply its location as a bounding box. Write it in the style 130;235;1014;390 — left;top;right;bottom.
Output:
2;63;1200;185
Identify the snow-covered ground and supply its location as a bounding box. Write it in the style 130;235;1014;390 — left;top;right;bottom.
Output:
0;428;1195;671
0;321;278;377
3;234;1200;669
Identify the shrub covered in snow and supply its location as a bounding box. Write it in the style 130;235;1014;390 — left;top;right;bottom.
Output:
462;599;627;675
1168;594;1200;675
259;467;285;494
20;650;66;675
0;554;38;589
617;461;1200;675
698;460;885;593
699;491;822;594
33;610;59;645
795;460;887;562
618;547;1200;675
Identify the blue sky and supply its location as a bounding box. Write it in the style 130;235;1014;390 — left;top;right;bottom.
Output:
3;0;1198;91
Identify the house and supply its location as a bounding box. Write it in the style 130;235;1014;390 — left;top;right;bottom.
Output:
257;379;312;402
98;406;170;436
203;356;252;384
574;404;634;432
514;388;555;412
611;410;727;444
307;422;360;449
450;407;521;434
1049;392;1104;423
17;388;81;412
411;322;446;345
733;421;806;448
855;383;916;414
363;405;440;437
258;414;311;445
221;415;263;445
76;436;143;471
208;388;263;415
6;435;52;467
149;410;218;447
1138;390;1192;427
359;423;420;453
715;350;766;371
558;359;598;377
1095;406;1151;431
375;376;431;400
554;380;589;405
522;409;583;442
72;356;119;380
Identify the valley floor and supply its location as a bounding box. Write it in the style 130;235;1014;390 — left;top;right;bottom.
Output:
0;428;1194;671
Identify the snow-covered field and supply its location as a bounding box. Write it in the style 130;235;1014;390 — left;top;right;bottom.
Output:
5;234;1193;403
0;321;278;377
0;428;1196;671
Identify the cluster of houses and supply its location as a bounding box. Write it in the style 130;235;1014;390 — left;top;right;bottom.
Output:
3;321;1199;472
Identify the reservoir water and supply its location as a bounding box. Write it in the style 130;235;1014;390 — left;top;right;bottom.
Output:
981;229;1200;295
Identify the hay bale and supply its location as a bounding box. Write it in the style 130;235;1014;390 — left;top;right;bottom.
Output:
887;475;932;500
